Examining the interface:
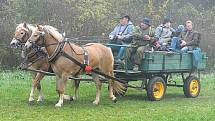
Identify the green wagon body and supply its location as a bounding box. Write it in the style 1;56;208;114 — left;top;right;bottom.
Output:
105;44;207;100
140;51;207;72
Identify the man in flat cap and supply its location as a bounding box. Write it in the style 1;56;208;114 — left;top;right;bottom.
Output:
125;17;155;71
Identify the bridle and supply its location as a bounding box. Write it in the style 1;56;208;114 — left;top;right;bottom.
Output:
13;29;31;48
27;32;46;49
20;31;47;69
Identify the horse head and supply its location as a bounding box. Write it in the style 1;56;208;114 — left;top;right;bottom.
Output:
10;23;35;48
25;24;63;49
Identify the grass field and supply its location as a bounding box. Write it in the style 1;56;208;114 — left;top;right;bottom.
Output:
0;70;215;121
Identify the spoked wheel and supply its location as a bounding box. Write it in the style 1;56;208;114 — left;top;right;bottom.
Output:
183;76;200;98
147;76;166;101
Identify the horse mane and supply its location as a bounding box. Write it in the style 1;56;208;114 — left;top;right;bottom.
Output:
43;25;63;41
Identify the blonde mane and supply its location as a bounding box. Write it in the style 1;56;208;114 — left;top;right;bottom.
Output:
43;25;63;41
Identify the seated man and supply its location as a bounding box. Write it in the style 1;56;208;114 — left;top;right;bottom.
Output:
170;20;201;68
109;15;134;62
154;18;175;50
125;17;155;71
170;20;200;53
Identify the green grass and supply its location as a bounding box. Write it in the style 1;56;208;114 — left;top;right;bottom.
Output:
0;70;215;121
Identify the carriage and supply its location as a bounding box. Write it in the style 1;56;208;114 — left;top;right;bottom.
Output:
11;24;207;107
26;38;207;101
106;43;207;101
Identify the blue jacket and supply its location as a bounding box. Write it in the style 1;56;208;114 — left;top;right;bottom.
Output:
154;24;175;44
109;21;134;39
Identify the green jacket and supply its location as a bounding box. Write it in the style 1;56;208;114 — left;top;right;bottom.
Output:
132;26;155;46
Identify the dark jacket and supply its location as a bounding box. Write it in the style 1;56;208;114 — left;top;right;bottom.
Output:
180;30;200;48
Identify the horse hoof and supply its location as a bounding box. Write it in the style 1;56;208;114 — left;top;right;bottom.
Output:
28;101;34;105
70;97;74;101
70;96;76;101
37;97;44;102
37;100;44;104
55;103;62;108
113;99;117;103
63;95;71;101
28;97;35;102
93;101;99;105
111;97;117;103
37;100;44;103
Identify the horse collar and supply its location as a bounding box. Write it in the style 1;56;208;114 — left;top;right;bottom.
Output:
48;41;65;63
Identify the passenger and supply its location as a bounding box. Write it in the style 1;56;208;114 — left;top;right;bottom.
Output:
170;20;200;53
109;15;134;62
154;18;175;50
125;17;155;71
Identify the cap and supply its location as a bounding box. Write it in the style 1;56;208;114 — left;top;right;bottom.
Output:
141;17;151;26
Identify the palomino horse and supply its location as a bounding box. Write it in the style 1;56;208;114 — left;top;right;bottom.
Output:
24;25;125;107
10;23;79;103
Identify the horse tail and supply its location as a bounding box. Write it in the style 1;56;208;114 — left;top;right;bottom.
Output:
112;80;127;95
108;70;126;95
105;47;126;95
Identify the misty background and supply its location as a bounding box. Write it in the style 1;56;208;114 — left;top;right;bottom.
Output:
0;0;214;71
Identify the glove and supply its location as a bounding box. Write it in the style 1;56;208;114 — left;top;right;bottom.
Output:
109;35;114;40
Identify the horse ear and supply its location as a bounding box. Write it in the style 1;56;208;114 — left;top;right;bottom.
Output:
23;23;27;28
37;25;43;31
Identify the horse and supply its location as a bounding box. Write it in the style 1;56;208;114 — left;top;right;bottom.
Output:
10;23;79;103
24;25;125;107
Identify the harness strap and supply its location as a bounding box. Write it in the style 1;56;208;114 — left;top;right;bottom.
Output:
82;47;89;65
61;52;128;84
44;40;127;84
61;52;85;68
21;47;47;69
48;41;65;62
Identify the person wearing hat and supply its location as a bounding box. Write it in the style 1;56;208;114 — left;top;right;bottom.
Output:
154;18;175;50
125;17;155;71
109;15;134;63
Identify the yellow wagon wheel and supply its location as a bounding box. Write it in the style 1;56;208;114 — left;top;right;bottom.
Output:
183;76;200;98
147;76;166;101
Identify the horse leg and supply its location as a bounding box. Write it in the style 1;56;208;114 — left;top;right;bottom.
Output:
92;73;102;105
71;80;80;101
63;80;80;101
28;73;44;103
55;75;67;107
36;80;45;102
108;71;117;102
35;73;45;102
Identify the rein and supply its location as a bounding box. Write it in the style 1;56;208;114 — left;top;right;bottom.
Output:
21;47;47;69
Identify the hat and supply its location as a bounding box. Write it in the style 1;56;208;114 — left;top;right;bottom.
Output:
163;18;172;24
141;17;151;26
